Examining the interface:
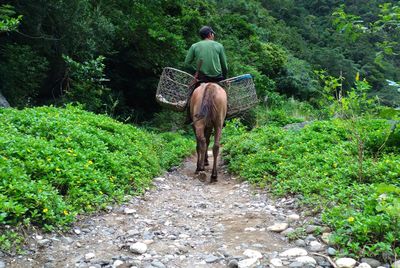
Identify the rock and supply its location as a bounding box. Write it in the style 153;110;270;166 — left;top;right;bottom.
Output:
129;242;148;254
305;225;320;234
228;259;239;268
37;239;51;247
124;208;136;214
127;229;140;236
112;260;124;267
360;258;381;268
393;260;400;268
327;247;336;256
85;253;96;260
309;241;324;252
296;256;317;265
0;92;10;108
295;239;306;247
287;214;300;222
321;232;333;245
357;263;372;268
74;229;81;235
270;258;284;267
267;223;289;232
204;255;220;263
0;261;5;268
153;177;165;182
281;228;295;237
244;227;257;232
279;248;308;257
61;237;74;244
243;249;262;259
289;262;303;268
151;260;166;268
238;258;259;268
336;258;357;268
305;234;317;243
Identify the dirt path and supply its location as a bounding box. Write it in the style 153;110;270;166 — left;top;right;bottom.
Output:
4;153;319;268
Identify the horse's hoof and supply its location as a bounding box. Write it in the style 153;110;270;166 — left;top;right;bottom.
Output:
210;175;218;183
198;171;207;182
204;161;209;166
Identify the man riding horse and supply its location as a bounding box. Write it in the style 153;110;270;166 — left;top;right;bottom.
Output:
184;26;228;182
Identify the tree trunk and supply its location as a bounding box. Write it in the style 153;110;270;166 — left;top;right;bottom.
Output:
0;92;10;107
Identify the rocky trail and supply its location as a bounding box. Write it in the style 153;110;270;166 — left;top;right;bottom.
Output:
3;153;384;268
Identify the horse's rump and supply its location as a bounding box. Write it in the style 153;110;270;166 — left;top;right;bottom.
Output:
191;83;227;127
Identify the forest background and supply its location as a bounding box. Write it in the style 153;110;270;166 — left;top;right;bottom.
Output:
0;0;400;262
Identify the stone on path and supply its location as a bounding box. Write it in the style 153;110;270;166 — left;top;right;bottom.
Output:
296;256;317;265
243;249;262;259
112;260;124;267
85;253;95;260
393;260;400;268
279;248;308;257
124;208;136;214
228;259;239;268
0;261;5;268
321;232;333;245
267;222;289;232
238;258;259;268
309;241;324;252
204;255;220;263
360;258;381;268
151;260;166;268
287;214;300;222
357;263;372;268
270;258;284;267
129;242;148;254
336;258;357;268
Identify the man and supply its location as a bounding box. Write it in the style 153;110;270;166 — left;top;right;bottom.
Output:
184;26;228;124
185;26;228;84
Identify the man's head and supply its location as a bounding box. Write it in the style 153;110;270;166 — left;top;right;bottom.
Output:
199;26;215;39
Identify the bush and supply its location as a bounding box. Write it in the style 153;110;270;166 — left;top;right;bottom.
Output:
0;105;193;232
0;44;48;107
222;119;400;258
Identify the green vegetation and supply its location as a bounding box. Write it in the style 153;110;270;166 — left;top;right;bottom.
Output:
0;0;399;262
0;105;193;252
1;0;399;119
223;118;399;258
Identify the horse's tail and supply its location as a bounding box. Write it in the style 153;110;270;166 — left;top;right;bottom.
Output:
197;84;216;125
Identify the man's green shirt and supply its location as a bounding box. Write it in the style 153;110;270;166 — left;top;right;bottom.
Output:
184;40;228;78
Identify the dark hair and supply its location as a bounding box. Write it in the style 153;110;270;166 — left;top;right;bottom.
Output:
199;26;215;39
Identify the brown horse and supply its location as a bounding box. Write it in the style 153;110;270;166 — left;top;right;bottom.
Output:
190;82;227;182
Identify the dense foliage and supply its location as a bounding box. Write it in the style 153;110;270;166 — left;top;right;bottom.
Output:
223;118;399;258
0;0;399;119
0;0;399;261
0;106;193;251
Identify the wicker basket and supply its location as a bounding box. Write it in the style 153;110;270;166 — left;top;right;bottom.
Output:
220;74;259;116
156;67;194;111
156;68;259;115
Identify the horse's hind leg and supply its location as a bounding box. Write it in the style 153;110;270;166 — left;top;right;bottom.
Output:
211;126;222;182
194;126;207;174
204;127;212;166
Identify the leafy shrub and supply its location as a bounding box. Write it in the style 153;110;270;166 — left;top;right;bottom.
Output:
223;119;400;258
0;44;48;107
0;105;193;232
62;55;113;113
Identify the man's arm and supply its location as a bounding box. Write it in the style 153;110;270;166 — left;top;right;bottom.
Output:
219;45;228;78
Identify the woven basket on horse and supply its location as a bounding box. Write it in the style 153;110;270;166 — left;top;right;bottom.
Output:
219;74;259;117
156;67;194;111
156;67;259;115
